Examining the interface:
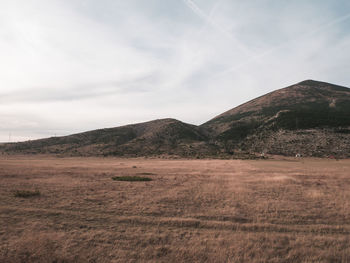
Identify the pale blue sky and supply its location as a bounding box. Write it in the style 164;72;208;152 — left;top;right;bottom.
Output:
1;0;350;141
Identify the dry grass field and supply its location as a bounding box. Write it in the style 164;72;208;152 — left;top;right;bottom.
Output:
1;156;350;262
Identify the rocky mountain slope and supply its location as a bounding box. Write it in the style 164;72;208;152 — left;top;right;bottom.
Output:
1;80;350;158
201;80;350;157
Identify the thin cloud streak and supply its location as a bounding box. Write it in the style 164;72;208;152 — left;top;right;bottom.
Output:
213;10;350;79
0;75;156;103
182;0;254;58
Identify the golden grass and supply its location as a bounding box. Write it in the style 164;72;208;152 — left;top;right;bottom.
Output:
0;156;350;262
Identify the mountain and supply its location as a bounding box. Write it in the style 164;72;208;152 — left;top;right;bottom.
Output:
1;80;350;158
0;119;217;157
201;80;350;157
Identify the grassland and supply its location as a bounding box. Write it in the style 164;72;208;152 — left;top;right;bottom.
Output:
0;156;350;262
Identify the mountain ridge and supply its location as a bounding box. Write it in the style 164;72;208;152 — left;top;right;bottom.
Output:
1;80;350;158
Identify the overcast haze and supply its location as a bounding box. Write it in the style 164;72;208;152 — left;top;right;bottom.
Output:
1;0;350;142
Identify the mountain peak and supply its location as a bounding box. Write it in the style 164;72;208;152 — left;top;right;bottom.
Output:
297;79;322;86
202;79;350;135
294;80;349;92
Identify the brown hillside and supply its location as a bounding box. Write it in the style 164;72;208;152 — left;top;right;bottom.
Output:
0;119;217;157
202;80;350;136
201;80;350;157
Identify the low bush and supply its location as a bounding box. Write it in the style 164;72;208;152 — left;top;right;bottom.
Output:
112;176;152;182
14;190;41;198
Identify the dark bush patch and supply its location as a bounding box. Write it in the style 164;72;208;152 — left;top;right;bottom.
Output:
112;176;152;182
14;190;41;198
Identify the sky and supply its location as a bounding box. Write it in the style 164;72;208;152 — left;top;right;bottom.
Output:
1;0;350;142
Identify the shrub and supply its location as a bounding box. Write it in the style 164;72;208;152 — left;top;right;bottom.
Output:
14;190;41;198
112;176;152;182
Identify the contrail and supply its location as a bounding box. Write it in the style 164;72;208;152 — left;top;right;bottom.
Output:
213;12;350;79
208;0;223;19
183;0;254;58
309;12;350;35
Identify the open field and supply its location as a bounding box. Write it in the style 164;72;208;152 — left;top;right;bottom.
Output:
1;156;350;262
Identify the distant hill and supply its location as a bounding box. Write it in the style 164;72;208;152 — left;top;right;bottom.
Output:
0;119;218;157
1;80;350;158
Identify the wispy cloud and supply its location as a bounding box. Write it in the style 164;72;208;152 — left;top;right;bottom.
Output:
213;10;350;79
0;75;156;103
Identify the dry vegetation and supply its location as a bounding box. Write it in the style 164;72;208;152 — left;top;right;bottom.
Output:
1;156;350;262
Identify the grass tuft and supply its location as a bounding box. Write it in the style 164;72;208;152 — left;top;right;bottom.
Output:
14;190;41;198
112;176;152;182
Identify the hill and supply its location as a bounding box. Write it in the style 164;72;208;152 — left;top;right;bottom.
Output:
1;80;350;158
0;119;217;157
201;80;350;157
